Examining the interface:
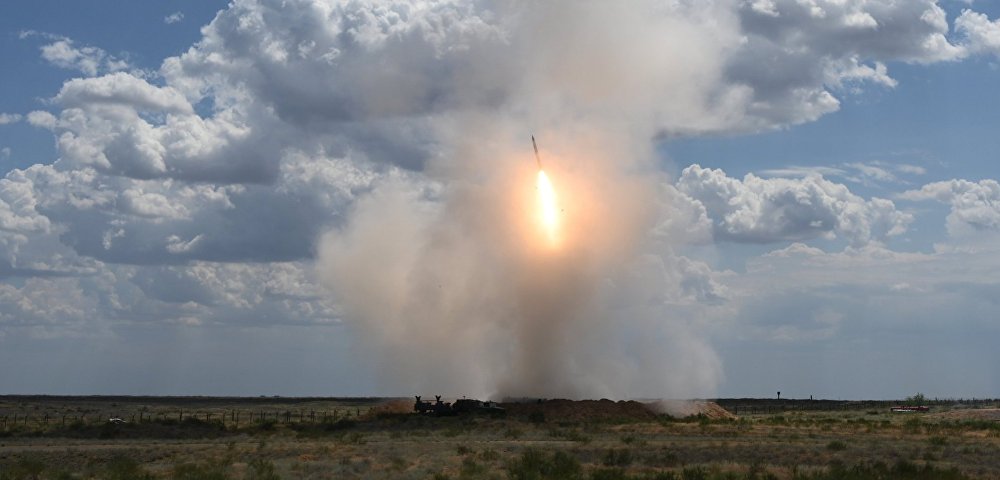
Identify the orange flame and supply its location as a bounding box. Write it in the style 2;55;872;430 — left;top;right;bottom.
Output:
536;169;559;246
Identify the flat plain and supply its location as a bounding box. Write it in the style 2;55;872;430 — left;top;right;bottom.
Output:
1;396;998;479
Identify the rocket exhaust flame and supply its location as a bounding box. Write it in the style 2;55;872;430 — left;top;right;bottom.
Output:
537;169;559;245
532;136;560;245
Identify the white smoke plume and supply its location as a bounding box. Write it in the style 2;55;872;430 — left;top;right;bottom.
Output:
315;0;732;400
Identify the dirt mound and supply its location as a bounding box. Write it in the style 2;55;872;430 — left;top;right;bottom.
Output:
503;399;658;422
501;399;735;422
928;408;1000;422
653;400;736;420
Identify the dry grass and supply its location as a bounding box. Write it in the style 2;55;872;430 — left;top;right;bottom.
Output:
0;398;998;479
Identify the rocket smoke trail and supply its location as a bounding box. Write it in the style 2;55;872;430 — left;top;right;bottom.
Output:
316;1;726;400
532;136;542;170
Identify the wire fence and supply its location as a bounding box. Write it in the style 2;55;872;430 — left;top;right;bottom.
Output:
0;407;379;431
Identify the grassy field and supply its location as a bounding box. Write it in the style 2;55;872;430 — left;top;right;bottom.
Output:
1;397;998;479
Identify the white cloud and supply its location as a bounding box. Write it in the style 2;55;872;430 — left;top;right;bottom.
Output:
748;0;780;18
0;278;101;337
120;188;190;220
761;161;927;185
824;58;897;90
0;168;52;235
677;164;911;246
0;113;22;125
758;165;847;178
39;38;128;77
25;111;57;129
895;164;927;176
651;183;713;246
900;178;1000;235
955;9;1000;56
729;0;968;129
844;162;897;183
165;234;203;254
54;73;192;114
164;12;185;25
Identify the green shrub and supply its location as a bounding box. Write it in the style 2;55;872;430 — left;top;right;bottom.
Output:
792;460;971;480
0;458;46;480
826;440;847;451
460;457;487;478
589;468;628;480
105;456;153;480
602;449;633;467
529;412;547;424
651;473;680;480
247;458;280;480
681;467;708;480
506;449;582;480
928;436;948;447
342;431;366;444
172;462;229;480
480;448;501;462
549;428;592;443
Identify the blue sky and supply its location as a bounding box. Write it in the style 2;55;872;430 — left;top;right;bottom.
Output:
1;0;999;400
0;1;229;172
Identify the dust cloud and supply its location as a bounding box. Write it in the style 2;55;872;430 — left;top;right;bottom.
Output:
316;1;734;399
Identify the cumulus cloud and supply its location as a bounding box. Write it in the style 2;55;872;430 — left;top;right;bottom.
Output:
955;9;1000;56
901;178;1000;235
0;278;101;337
0;113;22;125
728;0;967;128
0;168;52;236
677;164;911;246
38;37;129;77
54;73;192;114
731;240;991;338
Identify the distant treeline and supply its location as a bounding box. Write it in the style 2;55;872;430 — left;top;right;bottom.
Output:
713;397;1000;415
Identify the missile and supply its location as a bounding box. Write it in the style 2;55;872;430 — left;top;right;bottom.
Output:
532;135;542;170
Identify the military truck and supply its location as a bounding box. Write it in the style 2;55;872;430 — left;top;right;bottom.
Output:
414;395;505;416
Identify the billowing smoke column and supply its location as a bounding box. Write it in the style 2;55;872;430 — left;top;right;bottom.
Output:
317;1;732;399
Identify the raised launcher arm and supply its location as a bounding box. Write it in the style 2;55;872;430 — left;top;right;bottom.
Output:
414;395;433;414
